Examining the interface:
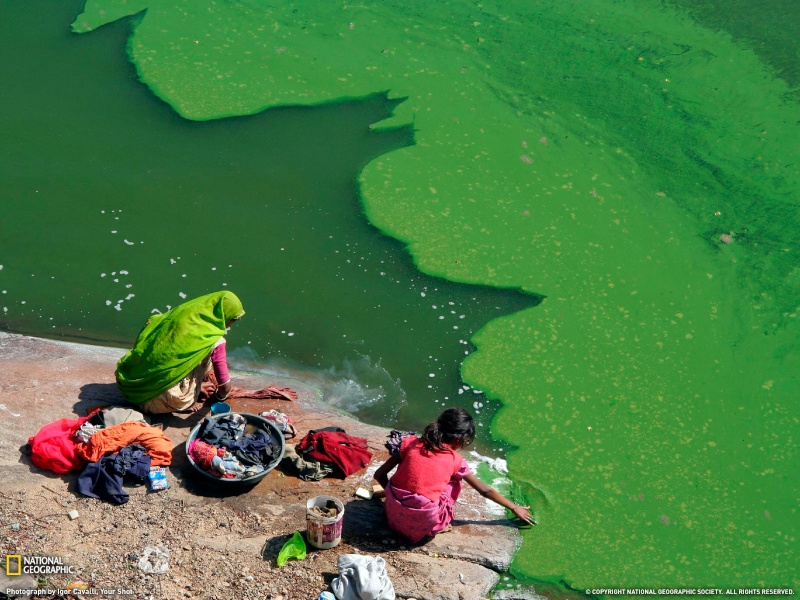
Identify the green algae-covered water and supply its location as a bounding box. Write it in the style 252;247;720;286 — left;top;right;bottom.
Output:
2;0;798;593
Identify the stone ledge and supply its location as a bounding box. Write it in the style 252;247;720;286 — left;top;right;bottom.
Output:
0;331;521;599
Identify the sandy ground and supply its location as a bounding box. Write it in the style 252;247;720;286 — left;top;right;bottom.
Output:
0;333;526;600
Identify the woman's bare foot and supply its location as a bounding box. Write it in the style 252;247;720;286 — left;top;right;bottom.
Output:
188;401;206;413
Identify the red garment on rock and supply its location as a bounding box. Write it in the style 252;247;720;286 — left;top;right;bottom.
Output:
28;413;96;474
296;431;372;477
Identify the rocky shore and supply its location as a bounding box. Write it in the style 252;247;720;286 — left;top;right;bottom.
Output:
0;332;524;600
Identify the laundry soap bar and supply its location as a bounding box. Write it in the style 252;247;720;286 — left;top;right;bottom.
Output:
354;487;373;500
148;467;168;491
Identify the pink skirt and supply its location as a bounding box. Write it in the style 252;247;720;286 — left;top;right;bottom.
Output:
384;461;470;544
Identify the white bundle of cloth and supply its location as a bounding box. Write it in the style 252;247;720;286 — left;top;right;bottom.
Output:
331;554;395;600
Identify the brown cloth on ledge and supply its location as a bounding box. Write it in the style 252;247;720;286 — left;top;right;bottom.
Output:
200;371;298;402
228;385;298;401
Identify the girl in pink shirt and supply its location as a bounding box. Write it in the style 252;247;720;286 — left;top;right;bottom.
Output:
374;407;535;544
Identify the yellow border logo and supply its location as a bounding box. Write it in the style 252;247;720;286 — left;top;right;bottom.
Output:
6;554;22;576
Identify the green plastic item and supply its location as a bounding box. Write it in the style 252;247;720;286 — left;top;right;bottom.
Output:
276;531;307;567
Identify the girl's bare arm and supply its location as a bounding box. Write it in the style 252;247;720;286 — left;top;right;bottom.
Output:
373;453;401;490
463;473;536;525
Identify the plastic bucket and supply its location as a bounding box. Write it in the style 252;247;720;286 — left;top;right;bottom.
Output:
306;496;344;549
210;402;231;415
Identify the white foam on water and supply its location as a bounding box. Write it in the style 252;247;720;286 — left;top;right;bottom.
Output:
466;454;516;516
468;450;509;474
227;348;407;421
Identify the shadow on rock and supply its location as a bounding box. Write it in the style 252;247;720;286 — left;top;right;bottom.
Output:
17;442;75;480
177;464;262;499
262;532;294;564
148;406;209;431
76;382;128;414
340;498;399;553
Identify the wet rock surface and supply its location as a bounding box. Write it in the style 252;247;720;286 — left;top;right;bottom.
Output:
0;332;521;599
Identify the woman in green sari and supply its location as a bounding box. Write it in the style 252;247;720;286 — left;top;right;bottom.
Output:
115;291;245;414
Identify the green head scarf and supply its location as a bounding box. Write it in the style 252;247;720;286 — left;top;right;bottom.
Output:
115;291;245;405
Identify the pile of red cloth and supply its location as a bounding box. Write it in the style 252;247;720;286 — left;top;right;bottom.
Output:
27;412;96;474
296;429;372;477
28;411;172;474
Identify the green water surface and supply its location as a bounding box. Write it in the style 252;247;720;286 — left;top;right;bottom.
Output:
0;0;535;428
2;0;798;592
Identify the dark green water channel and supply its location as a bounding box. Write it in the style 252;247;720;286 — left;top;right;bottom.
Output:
1;0;798;594
0;0;535;430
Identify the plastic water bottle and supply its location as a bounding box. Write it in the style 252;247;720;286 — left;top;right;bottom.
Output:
318;592;336;600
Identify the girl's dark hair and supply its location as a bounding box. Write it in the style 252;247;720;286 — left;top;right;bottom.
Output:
421;407;476;453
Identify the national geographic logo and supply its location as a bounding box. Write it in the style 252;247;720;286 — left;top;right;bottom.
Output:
5;554;75;575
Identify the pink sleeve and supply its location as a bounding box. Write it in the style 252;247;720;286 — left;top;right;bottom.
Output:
211;340;230;385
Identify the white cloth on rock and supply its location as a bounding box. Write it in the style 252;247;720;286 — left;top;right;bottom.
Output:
331;554;395;600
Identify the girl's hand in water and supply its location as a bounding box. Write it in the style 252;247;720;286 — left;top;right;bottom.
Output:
512;504;536;526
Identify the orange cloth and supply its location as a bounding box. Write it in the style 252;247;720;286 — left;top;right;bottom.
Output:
76;422;173;466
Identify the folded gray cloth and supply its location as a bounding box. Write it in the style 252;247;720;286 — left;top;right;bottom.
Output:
331;555;395;600
280;444;333;481
100;407;150;427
